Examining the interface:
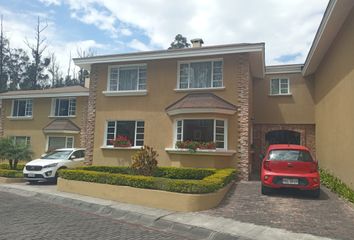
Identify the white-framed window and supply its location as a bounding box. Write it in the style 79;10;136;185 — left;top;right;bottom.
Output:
178;59;223;89
52;98;76;117
175;119;227;149
108;65;147;91
10;136;31;146
270;78;290;95
47;136;74;151
12;99;32;117
105;120;145;147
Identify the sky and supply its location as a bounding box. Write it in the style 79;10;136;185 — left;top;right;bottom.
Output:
0;0;329;73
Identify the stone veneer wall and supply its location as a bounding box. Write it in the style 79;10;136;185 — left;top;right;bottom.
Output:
85;64;99;165
236;54;251;180
79;100;88;149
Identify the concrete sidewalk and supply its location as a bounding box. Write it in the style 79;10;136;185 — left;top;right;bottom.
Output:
0;183;335;240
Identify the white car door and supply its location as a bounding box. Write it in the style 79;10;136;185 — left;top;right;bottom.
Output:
69;150;85;168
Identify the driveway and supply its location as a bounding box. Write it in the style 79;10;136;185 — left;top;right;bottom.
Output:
202;181;354;240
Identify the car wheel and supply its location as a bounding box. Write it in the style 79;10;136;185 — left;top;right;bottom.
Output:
310;188;320;198
261;184;272;195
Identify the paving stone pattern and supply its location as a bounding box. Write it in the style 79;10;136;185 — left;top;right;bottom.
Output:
0;191;188;240
203;181;354;240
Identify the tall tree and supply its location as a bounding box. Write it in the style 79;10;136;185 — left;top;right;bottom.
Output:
23;17;50;89
168;34;190;49
7;47;30;90
0;15;9;92
48;52;62;87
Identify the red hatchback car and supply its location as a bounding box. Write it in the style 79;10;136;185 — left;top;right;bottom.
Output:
261;144;320;198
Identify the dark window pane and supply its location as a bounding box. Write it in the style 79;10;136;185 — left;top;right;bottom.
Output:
18;101;26;116
59;99;69;116
183;119;214;142
116;121;136;145
136;140;144;146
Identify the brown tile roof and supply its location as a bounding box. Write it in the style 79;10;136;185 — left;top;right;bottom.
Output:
165;93;237;113
43;119;80;133
0;86;89;99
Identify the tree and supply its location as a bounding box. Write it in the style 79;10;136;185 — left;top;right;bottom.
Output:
168;34;190;49
0;15;9;92
7;47;30;90
48;52;62;87
23;16;50;89
76;47;95;86
0;138;32;170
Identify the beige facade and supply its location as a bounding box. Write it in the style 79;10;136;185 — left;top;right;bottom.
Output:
90;53;254;172
312;7;354;189
0;87;89;158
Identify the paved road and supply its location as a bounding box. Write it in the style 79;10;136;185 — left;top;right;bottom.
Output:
203;181;354;240
0;191;187;240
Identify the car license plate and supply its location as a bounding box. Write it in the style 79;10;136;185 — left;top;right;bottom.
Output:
282;178;298;185
28;173;35;178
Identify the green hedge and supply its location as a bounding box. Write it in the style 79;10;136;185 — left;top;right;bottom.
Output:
320;169;354;203
59;167;236;194
79;166;215;180
0;169;23;178
0;163;25;171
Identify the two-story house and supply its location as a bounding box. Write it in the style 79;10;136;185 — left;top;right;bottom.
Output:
0;86;89;158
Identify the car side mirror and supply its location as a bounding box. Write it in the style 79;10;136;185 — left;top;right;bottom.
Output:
70;155;76;160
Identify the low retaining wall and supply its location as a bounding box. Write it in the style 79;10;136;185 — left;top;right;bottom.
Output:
57;178;233;212
0;177;25;184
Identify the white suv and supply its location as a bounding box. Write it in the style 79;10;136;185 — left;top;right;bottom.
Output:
23;148;85;183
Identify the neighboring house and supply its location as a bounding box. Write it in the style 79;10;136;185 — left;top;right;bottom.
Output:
0;86;89;158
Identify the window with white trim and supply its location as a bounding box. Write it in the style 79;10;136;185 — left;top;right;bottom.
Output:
270;78;290;95
53;98;76;116
47;136;74;151
178;60;223;89
106;121;145;147
175;119;226;149
108;65;147;91
12;99;32;117
10;136;31;146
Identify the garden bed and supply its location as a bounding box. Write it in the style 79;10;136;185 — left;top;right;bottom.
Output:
58;166;236;211
0;164;25;183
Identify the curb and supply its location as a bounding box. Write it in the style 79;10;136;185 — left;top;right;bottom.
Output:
0;184;334;240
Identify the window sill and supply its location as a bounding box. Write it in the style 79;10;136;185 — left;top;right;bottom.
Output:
7;116;33;120
174;87;225;92
101;146;142;150
165;148;236;156
48;115;76;118
268;93;292;97
102;90;147;96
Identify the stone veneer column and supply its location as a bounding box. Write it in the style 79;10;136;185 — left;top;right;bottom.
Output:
85;64;99;165
79;101;88;149
0;101;4;137
236;54;251;180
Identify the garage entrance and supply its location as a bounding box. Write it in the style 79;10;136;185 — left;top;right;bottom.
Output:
265;130;301;145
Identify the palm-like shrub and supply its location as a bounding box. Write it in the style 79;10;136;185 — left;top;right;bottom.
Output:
0;138;33;169
131;145;158;176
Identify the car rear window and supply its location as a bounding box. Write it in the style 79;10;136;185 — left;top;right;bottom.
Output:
268;150;313;162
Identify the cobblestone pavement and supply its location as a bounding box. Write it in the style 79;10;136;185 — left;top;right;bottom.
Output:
0;191;188;240
203;181;354;240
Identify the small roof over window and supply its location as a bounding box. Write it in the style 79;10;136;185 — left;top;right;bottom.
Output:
43;119;80;134
165;93;237;116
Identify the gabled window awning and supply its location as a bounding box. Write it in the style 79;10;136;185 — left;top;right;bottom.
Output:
165;93;237;116
43;119;80;134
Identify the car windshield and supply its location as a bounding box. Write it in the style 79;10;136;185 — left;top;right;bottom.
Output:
268;150;313;162
41;150;72;160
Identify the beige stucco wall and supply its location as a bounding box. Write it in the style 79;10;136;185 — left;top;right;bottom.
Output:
253;72;315;124
2;96;88;158
92;53;250;168
314;7;354;189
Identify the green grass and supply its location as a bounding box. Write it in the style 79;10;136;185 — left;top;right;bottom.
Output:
320;168;354;204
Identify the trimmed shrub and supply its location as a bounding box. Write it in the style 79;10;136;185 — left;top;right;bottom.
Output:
59;167;237;194
0;169;23;178
320;168;354;203
0;163;25;171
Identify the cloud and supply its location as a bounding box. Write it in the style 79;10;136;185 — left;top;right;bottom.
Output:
127;39;152;51
39;0;62;6
58;0;328;64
